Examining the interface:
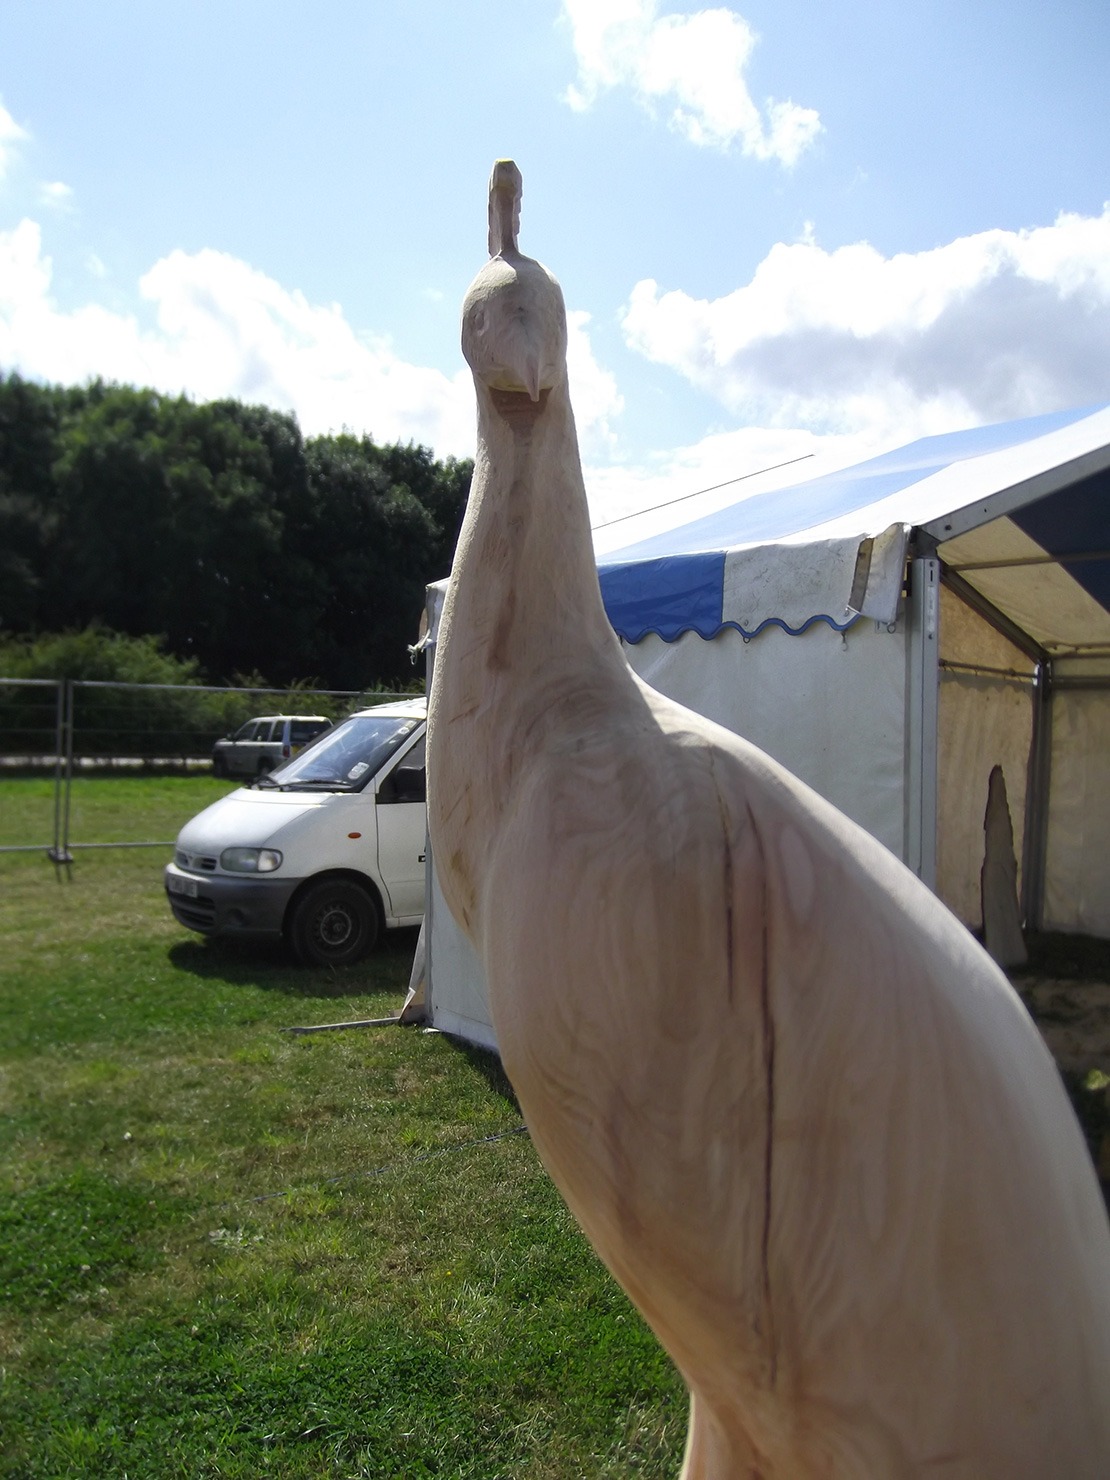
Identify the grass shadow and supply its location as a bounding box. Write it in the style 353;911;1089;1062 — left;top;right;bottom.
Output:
166;925;420;1000
443;1033;521;1112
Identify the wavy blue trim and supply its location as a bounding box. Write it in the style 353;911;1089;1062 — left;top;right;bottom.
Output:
615;612;861;645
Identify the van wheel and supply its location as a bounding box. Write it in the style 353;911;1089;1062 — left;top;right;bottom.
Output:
287;879;379;966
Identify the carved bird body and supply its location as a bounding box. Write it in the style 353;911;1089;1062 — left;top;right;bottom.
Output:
427;162;1110;1478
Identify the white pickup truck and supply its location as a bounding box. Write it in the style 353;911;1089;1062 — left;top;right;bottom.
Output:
165;698;427;965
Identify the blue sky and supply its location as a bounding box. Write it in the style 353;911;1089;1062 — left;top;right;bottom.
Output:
1;0;1108;524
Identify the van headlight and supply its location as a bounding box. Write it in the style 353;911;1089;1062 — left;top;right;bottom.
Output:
220;847;283;873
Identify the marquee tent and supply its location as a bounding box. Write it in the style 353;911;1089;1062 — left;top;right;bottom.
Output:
415;404;1110;1049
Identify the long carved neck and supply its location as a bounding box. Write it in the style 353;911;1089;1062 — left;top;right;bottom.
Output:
428;373;627;927
500;387;610;625
439;376;622;721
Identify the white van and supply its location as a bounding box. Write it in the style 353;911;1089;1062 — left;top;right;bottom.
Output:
165;698;427;965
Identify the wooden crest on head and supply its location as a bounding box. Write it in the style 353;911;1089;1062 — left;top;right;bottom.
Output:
488;159;522;259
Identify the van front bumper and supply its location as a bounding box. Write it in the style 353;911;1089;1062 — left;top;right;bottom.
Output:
164;862;301;937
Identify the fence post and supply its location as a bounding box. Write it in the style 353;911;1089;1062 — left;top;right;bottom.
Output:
48;679;75;876
50;679;65;862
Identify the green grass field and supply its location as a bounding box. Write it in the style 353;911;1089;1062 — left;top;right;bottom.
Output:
0;776;686;1478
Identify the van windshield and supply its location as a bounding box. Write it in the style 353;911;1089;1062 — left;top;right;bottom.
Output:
256;713;422;792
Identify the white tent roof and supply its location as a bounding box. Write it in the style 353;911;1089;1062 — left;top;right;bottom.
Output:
596;405;1110;672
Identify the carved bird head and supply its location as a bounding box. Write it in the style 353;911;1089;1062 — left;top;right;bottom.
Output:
461;160;568;403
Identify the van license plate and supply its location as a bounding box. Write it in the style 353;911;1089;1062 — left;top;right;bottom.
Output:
169;875;200;898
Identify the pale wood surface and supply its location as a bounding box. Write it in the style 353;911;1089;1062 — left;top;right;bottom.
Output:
982;763;1028;968
427;161;1110;1478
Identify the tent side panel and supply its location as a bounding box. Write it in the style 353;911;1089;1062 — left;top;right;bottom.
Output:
1043;689;1110;937
427;862;498;1050
622;622;908;860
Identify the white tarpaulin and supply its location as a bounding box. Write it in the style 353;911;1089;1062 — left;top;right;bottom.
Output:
621;620;907;859
1045;689;1110;937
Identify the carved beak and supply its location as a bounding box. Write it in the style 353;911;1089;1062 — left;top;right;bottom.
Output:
521;351;542;403
489;317;550;402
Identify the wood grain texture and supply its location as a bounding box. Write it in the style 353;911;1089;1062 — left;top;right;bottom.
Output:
427;161;1110;1478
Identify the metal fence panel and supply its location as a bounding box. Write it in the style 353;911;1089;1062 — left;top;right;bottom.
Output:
0;679;417;858
0;678;65;855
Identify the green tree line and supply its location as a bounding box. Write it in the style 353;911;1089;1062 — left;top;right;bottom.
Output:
0;372;471;689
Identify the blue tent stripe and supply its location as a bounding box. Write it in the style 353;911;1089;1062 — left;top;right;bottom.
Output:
721;613;860;640
1011;467;1110;615
599;553;724;641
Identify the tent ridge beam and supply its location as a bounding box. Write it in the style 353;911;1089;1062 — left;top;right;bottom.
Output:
948;548;1110;574
920;441;1110;543
939;659;1036;683
1053;674;1110;691
939;565;1051;668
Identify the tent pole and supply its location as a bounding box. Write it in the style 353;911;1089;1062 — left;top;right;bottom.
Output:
1020;660;1053;933
906;552;940;888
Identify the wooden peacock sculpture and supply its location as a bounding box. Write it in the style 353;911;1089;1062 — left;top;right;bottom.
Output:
426;160;1110;1479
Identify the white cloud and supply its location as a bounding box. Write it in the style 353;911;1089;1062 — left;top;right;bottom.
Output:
0;222;627;466
0;98;29;181
561;0;820;164
622;206;1110;442
0;222;478;455
38;180;74;208
566;308;625;449
0;219;51;309
137;247;480;452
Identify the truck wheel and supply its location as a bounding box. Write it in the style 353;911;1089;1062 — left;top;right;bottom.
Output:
287;879;379;966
